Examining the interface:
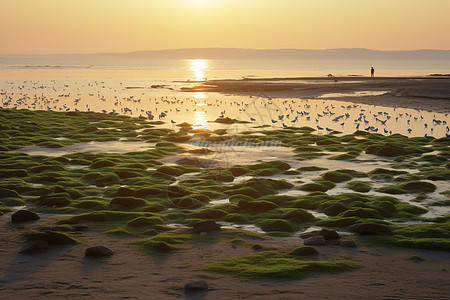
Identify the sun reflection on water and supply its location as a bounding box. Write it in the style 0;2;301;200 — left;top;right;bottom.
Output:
193;111;207;129
189;59;208;82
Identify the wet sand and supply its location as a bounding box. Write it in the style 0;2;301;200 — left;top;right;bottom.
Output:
1;213;450;300
181;77;450;114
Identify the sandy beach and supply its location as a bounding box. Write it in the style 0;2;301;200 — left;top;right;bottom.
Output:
181;77;450;114
1;212;450;300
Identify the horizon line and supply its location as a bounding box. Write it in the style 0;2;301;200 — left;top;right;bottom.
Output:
2;47;450;56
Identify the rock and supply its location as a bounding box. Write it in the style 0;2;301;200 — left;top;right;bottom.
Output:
340;240;357;248
323;202;348;216
351;223;393;235
41;197;72;207
153;242;172;253
11;210;40;223
193;220;221;233
184;280;208;291
303;236;326;245
110;197;146;208
85;246;113;258
320;228;340;240
0;188;21;198
45;231;78;245
261;220;295;232
20;240;49;254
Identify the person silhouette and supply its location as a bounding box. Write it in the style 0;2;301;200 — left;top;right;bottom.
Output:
371;67;375;77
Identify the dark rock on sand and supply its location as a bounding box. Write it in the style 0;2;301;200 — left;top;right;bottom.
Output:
184;280;209;291
20;240;49;254
193;220;221;233
320;228;340;240
85;246;114;258
11;210;40;223
351;223;393;235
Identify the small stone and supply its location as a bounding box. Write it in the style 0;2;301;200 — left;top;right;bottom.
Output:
304;236;326;245
85;246;113;258
11;210;40;223
184;280;208;291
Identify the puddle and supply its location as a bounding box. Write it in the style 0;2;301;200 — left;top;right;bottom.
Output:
18;141;157;156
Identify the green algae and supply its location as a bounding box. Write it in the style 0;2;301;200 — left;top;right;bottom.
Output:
345;181;371;193
199;251;360;280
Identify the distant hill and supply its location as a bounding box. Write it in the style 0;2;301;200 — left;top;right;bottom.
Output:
3;48;450;60
93;48;450;60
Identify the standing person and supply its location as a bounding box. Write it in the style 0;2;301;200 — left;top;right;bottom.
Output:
371;67;375;77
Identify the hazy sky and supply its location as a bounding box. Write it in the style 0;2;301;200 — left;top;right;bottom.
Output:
2;0;449;54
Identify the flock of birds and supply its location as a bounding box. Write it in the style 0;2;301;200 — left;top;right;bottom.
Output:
1;79;449;138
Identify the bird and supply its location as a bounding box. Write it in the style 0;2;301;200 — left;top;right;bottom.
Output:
317;125;323;130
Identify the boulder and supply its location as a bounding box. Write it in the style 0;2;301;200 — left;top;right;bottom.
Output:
320;228;340;240
184;280;208;291
11;210;40;223
303;236;326;246
351;223;393;235
20;240;49;254
282;210;315;223
85;246;114;258
193;220;221;233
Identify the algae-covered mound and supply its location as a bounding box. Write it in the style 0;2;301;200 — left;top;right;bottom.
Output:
378;181;437;194
199;251;360;280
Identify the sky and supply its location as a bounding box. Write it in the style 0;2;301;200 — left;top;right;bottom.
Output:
1;0;449;54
